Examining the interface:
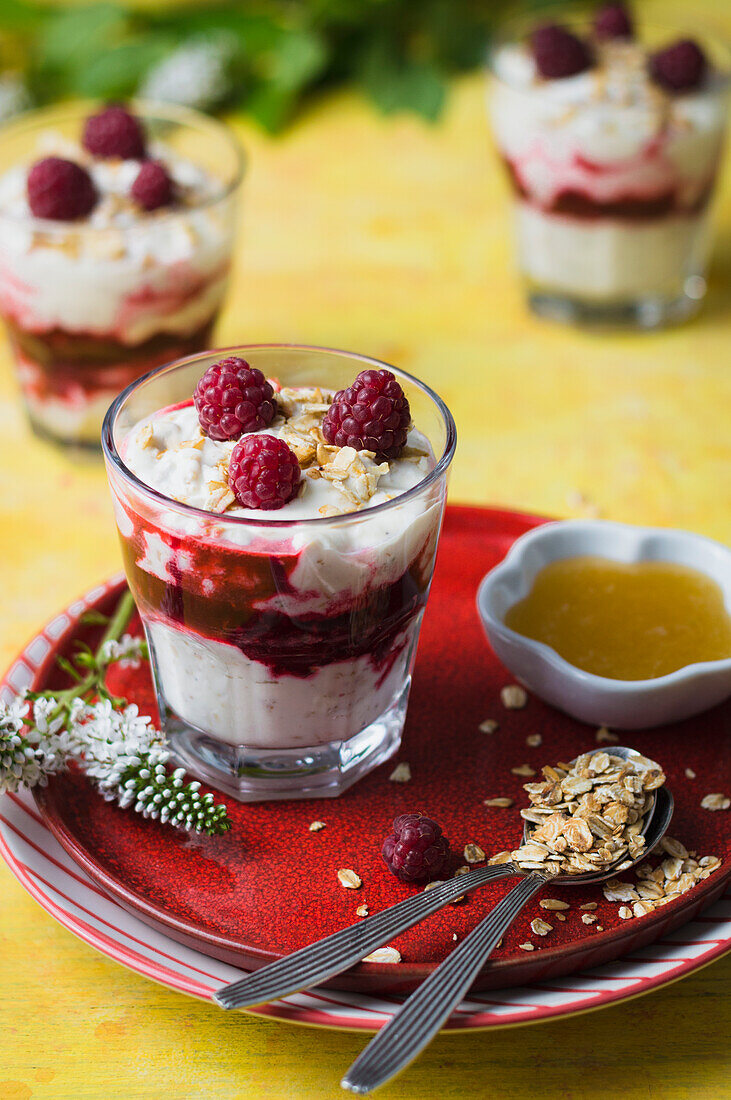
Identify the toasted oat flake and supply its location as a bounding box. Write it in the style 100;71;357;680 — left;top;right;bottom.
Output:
363;947;400;964
701;793;730;811
555;912;566;921
580;902;598;911
464;843;486;864
454;864;472;876
685;768;696;779
479;719;499;734
540;899;570;911
356;904;369;917
581;913;597;925
511;764;537;778
531;918;553;936
603;880;638;903
661;837;689;860
501;684;528;710
309;820;326;832
596;726;619;744
618;906;633;920
484;797;514;808
519;942;535;951
337;869;362;890
526;733;543;748
513;749;665;879
389;762;412;783
487;851;513;866
633;900;654;917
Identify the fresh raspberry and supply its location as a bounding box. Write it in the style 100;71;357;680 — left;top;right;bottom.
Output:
27;157;97;221
322;369;411;460
593;4;633;39
650;39;707;92
131;161;175;211
228;434;301;510
531;24;593;79
382;812;450;883
82;105;146;159
194;357;276;441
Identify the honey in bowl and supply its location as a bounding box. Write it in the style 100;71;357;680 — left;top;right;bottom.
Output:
504;556;731;681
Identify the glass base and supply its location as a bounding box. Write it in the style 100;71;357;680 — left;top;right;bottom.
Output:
162;684;409;802
27;412;104;454
528;287;704;330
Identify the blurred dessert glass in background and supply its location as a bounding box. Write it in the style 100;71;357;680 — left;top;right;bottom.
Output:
0;102;243;449
489;5;730;327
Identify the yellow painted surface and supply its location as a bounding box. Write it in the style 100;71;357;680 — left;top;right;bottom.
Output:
1;12;730;1096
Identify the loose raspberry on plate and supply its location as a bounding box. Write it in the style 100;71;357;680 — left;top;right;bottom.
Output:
322;368;411;460
382;812;450;883
27;157;97;221
82;105;146;160
593;3;633;40
531;24;593;79
195;357;276;441
228;434;301;510
131;161;175;211
651;39;707;92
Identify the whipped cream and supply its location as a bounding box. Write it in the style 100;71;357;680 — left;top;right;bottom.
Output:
491;40;729;197
123;393;432;522
0;134;234;343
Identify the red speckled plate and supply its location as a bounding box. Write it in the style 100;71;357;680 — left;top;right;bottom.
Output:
6;506;731;1008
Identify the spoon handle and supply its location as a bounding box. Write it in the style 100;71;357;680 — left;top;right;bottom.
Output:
341;872;547;1096
215;863;516;1010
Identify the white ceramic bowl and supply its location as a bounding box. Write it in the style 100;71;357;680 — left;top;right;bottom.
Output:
477;520;731;730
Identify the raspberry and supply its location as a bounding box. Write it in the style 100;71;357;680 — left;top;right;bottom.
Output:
194;357;276;441
531;24;593;79
322;369;411;460
651;39;707;92
27;157;97;221
131;161;175;211
228;434;301;510
593;4;633;40
82;105;146;159
382;812;450;883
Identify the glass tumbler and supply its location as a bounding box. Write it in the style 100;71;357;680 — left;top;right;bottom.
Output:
488;17;730;328
0;101;244;449
103;345;456;801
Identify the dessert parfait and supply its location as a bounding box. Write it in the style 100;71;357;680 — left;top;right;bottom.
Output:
0;102;243;447
489;4;730;325
103;346;456;800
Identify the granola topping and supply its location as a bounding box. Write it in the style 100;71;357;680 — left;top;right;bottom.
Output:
512;750;665;876
124;387;433;520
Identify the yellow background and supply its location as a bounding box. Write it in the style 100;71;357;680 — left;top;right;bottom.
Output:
1;10;730;1097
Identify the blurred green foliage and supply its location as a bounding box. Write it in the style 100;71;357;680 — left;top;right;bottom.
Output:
0;0;524;129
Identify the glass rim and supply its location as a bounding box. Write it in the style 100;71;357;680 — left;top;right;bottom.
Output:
0;98;246;233
486;10;731;83
102;343;458;530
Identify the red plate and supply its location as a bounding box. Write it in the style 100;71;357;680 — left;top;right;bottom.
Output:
31;505;731;994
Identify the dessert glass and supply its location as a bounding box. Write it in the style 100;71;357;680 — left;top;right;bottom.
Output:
488;18;730;327
0;102;244;449
102;345;456;801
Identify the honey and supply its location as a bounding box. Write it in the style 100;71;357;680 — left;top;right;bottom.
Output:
504;556;731;681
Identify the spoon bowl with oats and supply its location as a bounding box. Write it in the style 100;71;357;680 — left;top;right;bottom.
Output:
341;748;674;1095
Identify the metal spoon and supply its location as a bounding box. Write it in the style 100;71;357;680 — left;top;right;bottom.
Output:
341;770;674;1095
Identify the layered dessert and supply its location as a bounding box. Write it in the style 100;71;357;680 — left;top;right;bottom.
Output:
0;104;240;446
107;353;450;796
489;4;729;321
